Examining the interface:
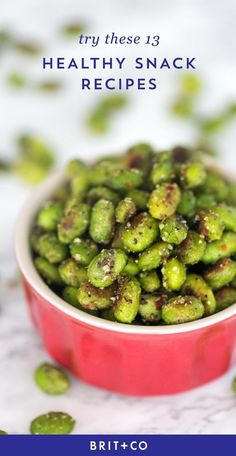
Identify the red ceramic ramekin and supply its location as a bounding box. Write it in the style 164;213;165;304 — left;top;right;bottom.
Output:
15;170;236;396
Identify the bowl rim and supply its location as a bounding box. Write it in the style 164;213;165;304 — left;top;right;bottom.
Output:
14;167;236;335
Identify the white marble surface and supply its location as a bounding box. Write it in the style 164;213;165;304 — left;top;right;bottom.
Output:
1;0;236;435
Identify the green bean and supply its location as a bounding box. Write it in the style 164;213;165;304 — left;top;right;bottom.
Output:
139;270;161;292
59;259;87;287
148;183;181;220
86;186;120;206
37;201;63;231
138;241;172;271
159;215;188;245
34;363;70;395
139;293;168;323
203;258;236;290
121;212;159;252
182;274;216;315
38;233;68;264
177;230;206;264
88;249;127;287
201;232;236;264
114;277;141;323
115;197;136;223
162;258;186;291
126;189;149;209
195;209;224;241
180;161;206;189
215;287;236;311
35;257;63;286
30;412;75;435
78;281;114;310
58;204;90;243
212;205;236;232
177;190;196;216
89;199;115;244
69;238;99;266
161;295;204;324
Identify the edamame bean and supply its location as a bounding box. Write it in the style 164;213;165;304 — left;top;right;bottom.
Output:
148;183;181;219
59;259;87;287
180;161;206;189
123;143;154;176
196;193;216;210
182;274;216;315
201;172;229;202
58;203;90;244
139;293;168;323
69;238;99;266
150;159;174;185
89;199;115;244
77;281;114;310
30;412;75;435
212;205;236;232
139;270;161;292
126;189;149;209
66;159;89;195
34;363;70;395
38;233;68;264
138;242;172;271
114;277;141;323
62;286;79;307
86;186;119;206
35;257;63;286
215;287;236;311
88;249;127;287
115;197;136;223
30;227;43;254
201;232;236;264
195;209;224;241
159;215;188;245
37;201;63;231
121;212;159;252
162;258;186;291
107;168;144;192
123;257;139;276
177;190;196;216
203;258;236;290
161;295;204;324
101;307;116;321
62;286;98;315
177;231;206;264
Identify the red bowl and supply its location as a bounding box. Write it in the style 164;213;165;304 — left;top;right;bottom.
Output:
15;170;236;396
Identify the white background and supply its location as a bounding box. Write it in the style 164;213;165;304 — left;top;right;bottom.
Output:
0;0;236;434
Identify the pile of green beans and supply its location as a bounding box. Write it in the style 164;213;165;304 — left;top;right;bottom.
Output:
30;144;236;325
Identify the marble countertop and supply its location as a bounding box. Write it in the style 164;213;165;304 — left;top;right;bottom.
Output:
1;0;236;435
